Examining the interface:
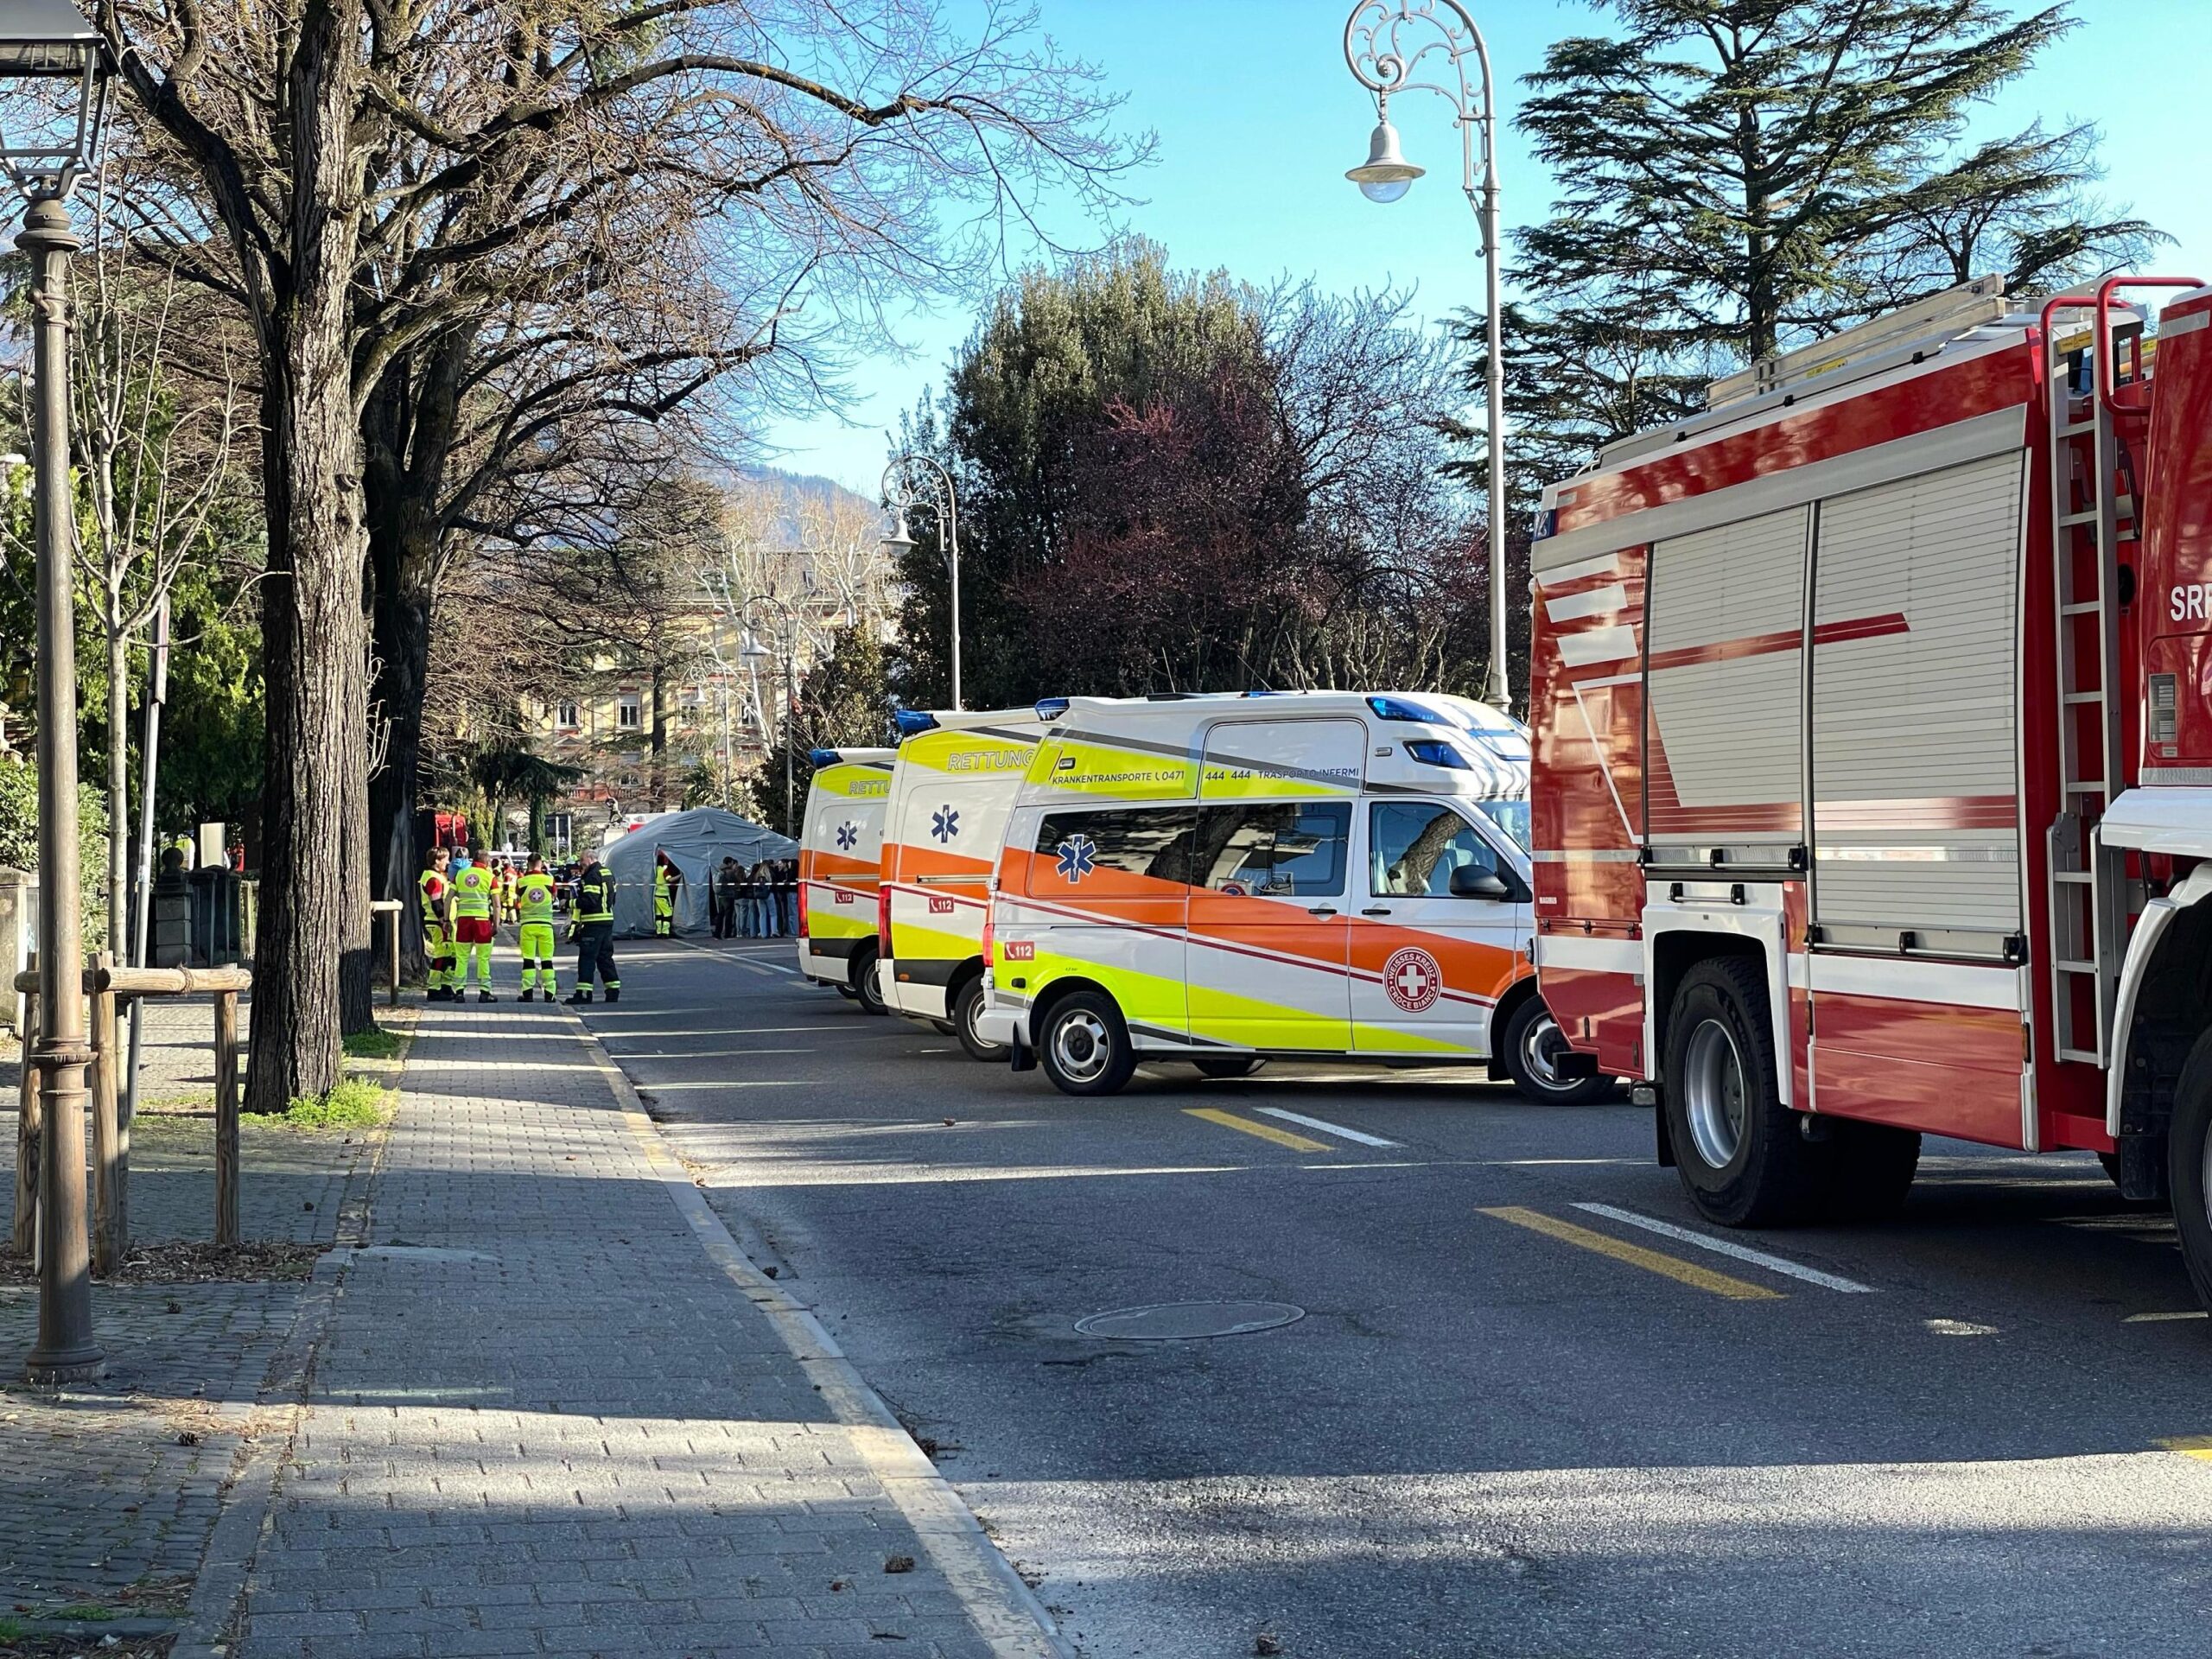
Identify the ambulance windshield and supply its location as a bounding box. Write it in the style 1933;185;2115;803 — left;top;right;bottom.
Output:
1474;800;1531;852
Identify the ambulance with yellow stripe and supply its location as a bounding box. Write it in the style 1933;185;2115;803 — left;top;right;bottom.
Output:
796;747;895;1008
877;707;1051;1057
976;692;1614;1102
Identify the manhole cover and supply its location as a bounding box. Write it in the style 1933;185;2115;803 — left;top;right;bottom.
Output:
1072;1300;1305;1341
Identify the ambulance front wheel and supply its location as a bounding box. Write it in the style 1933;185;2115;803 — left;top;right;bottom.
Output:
2165;1028;2212;1310
1500;997;1616;1106
1662;956;1827;1227
1038;990;1135;1097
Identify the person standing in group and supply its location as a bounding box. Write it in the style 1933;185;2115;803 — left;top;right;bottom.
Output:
449;847;501;1001
741;861;765;938
500;857;520;925
514;855;561;1002
568;853;620;1003
419;846;457;1001
653;850;680;938
715;857;740;938
776;859;798;936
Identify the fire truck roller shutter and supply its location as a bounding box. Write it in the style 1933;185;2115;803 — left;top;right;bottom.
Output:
1644;505;1810;852
1808;451;2025;937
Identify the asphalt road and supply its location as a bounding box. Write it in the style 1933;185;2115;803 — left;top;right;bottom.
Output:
577;938;2212;1659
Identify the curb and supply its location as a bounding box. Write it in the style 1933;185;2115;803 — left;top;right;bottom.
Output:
170;1020;406;1659
569;1007;1073;1659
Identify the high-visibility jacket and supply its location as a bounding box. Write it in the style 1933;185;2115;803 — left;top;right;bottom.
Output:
501;866;518;904
654;865;674;905
417;868;448;925
516;872;557;925
575;867;614;922
453;862;498;920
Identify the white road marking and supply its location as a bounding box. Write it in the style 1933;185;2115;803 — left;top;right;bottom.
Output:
1570;1202;1877;1294
602;1047;815;1059
2125;1309;2209;1323
1252;1108;1399;1148
688;942;804;976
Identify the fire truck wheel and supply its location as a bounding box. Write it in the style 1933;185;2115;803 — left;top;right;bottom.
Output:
953;976;1006;1063
850;944;887;1016
1038;989;1136;1097
1662;957;1828;1227
1501;996;1616;1106
2166;1029;2212;1308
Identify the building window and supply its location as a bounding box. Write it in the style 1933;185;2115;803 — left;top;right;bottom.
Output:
547;812;572;852
556;701;580;730
617;697;642;731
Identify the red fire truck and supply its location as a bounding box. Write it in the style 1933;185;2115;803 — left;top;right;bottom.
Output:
1529;273;2212;1300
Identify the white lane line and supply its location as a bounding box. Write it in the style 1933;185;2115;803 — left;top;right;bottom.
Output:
1570;1202;1877;1294
603;1047;815;1059
631;1079;803;1091
1252;1107;1399;1148
688;942;804;976
2125;1309;2209;1323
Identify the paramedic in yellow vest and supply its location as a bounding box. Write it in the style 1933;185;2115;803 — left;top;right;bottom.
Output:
515;855;560;1002
450;845;500;1001
653;849;679;938
418;846;456;1001
567;854;620;1003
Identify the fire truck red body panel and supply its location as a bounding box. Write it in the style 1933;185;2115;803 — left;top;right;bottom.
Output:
1532;279;2212;1168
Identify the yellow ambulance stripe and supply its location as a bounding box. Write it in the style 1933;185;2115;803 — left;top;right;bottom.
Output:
889;918;980;962
899;729;1039;776
816;763;892;800
1026;735;1198;799
807;911;875;943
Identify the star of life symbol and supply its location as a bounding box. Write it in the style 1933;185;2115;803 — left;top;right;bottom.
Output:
1056;835;1097;883
1382;944;1443;1014
836;822;858;851
931;806;960;842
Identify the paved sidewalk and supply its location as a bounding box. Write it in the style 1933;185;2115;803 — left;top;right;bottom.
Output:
226;998;1058;1658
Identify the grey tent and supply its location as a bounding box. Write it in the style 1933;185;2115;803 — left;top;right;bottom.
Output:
601;808;796;938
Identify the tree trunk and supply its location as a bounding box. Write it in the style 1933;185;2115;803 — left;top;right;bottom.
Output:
107;625;129;957
366;545;431;979
244;0;373;1104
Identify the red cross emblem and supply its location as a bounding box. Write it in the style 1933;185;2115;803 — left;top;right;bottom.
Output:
1382;945;1443;1014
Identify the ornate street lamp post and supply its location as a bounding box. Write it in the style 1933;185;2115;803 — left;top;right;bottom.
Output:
880;454;960;710
0;0;111;1382
1343;0;1511;709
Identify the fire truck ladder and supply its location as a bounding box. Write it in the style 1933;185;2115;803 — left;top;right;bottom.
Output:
2042;285;2157;1066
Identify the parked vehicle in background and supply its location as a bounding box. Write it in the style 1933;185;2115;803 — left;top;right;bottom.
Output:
879;708;1051;1056
974;690;1604;1103
796;747;895;1006
1529;274;2212;1300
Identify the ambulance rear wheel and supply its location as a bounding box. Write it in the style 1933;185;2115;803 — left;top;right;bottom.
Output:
1662;957;1827;1227
1501;997;1615;1106
953;976;1005;1063
2165;1028;2212;1310
850;945;887;1016
1039;990;1135;1097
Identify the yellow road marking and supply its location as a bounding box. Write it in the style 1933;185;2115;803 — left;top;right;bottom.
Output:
2159;1436;2212;1460
1479;1205;1784;1301
1185;1107;1332;1153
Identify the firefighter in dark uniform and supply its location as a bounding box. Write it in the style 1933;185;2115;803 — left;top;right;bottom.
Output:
567;853;621;1004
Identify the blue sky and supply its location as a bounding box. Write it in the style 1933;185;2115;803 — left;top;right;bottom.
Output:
756;0;2210;495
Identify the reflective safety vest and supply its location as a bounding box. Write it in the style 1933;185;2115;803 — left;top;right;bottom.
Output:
452;863;497;920
654;865;673;903
575;868;614;922
417;868;448;925
501;866;518;902
516;872;556;925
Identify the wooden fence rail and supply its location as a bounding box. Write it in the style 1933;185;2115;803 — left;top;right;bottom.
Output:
11;958;254;1268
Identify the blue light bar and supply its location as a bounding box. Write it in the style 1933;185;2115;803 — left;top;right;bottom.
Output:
1034;696;1071;721
893;708;939;738
1368;695;1446;724
809;748;842;768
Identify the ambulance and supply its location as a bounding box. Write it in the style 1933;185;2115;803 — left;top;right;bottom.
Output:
878;707;1052;1056
795;747;895;1007
974;691;1612;1101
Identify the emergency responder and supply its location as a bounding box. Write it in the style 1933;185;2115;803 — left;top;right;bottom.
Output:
515;854;560;1002
418;846;456;1001
568;854;620;1003
653;849;679;938
450;844;500;1000
499;857;519;924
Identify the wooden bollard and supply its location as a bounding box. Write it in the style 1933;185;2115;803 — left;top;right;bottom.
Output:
11;955;36;1258
213;988;239;1246
89;951;123;1276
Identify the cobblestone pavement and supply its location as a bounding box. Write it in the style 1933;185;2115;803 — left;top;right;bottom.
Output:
227;998;1053;1659
0;996;386;1624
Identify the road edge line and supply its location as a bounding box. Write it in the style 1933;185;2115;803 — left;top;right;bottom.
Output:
569;1006;1071;1659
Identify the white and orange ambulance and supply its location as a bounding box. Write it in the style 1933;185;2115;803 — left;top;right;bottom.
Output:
796;747;895;1007
877;708;1052;1056
975;691;1611;1101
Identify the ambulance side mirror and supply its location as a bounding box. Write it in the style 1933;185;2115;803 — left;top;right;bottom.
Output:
1450;867;1510;900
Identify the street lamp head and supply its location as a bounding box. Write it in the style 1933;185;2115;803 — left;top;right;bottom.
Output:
739;633;772;664
1346;116;1422;203
880;505;918;556
0;0;109;200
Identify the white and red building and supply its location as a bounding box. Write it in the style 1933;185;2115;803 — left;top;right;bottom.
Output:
1529;274;2212;1297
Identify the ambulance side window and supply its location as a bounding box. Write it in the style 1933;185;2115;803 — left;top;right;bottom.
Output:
1370;802;1501;898
1031;808;1196;887
1192;803;1351;898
